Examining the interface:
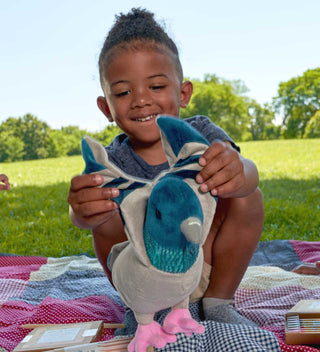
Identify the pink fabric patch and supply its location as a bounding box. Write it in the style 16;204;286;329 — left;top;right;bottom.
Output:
0;278;28;304
0;265;44;281
236;285;320;328
290;240;320;263
0;256;47;280
0;256;47;305
0;256;47;267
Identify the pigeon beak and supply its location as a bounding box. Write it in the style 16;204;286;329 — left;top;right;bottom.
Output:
180;217;203;244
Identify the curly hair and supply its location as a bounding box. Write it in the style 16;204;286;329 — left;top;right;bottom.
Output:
98;8;183;85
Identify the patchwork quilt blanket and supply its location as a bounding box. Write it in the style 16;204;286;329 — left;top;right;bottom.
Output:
1;240;319;352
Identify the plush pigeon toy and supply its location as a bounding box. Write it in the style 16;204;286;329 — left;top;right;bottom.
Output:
81;116;217;352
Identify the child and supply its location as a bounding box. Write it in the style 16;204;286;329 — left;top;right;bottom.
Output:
0;174;10;190
68;8;263;326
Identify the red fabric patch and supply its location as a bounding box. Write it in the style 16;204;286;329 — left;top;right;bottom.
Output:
290;240;320;263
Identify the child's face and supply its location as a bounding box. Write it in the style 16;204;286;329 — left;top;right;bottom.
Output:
97;48;192;147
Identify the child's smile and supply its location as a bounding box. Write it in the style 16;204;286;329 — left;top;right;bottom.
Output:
134;114;157;123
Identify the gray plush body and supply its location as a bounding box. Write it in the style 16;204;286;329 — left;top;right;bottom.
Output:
81;116;216;327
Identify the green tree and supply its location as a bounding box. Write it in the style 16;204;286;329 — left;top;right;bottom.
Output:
247;101;279;140
0;114;51;160
0;115;123;161
263;124;282;140
304;110;320;138
60;125;88;155
181;75;252;141
47;130;75;157
274;68;320;138
0;131;25;162
91;124;122;146
4;136;25;162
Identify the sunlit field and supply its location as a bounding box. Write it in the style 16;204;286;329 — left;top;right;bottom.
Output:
1;139;319;257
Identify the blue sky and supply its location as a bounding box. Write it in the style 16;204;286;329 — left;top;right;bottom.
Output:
1;0;319;131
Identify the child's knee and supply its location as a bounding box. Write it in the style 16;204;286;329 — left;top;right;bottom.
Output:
227;188;264;235
232;188;264;233
248;187;264;222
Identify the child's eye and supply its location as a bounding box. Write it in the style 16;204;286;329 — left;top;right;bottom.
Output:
151;85;165;91
115;91;130;97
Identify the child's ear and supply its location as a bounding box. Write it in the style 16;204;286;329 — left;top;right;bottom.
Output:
97;96;114;122
180;80;193;108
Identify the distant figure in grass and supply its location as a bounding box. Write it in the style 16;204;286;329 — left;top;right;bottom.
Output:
0;174;10;191
293;262;320;275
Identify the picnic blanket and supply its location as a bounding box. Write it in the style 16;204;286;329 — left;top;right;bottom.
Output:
1;240;320;352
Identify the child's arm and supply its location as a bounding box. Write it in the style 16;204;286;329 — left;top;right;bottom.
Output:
196;141;259;198
91;214;127;282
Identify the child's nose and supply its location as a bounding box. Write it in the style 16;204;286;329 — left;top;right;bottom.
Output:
131;88;152;108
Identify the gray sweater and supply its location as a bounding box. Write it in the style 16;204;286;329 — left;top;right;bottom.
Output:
105;115;239;180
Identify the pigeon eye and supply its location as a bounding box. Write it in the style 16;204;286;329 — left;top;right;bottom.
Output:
156;209;162;219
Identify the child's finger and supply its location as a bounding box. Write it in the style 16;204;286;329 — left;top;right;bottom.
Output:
199;170;230;194
198;141;226;166
70;174;104;191
77;199;118;217
76;187;119;204
197;141;235;183
200;167;244;196
196;157;225;184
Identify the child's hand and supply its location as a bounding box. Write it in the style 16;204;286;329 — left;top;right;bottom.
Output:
0;174;10;190
195;141;246;198
292;262;320;275
68;174;119;229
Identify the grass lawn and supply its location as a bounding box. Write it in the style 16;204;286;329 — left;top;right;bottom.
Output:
0;139;319;257
239;139;320;241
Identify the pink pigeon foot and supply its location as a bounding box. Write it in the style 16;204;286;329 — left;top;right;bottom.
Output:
163;308;205;337
128;321;177;352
